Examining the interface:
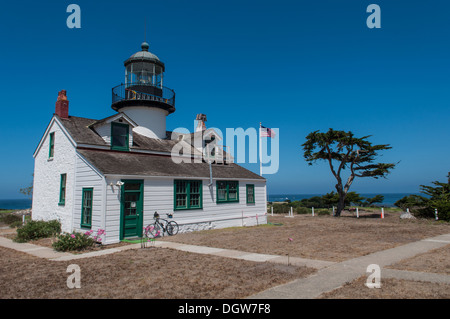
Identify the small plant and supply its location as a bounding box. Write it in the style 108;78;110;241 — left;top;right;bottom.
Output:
287;237;293;266
53;232;94;252
52;229;106;252
15;220;61;243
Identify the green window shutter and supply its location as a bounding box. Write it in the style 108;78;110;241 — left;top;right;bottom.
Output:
111;122;129;151
58;174;66;206
81;188;93;228
246;184;255;204
174;180;203;210
49;132;55;158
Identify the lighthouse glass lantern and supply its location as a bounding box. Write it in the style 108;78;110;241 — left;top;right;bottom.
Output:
112;42;175;115
124;42;163;88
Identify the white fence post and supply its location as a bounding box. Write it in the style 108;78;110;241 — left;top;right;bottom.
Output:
271;206;273;216
435;208;439;221
312;207;314;217
381;207;384;219
285;207;294;218
356;207;359;218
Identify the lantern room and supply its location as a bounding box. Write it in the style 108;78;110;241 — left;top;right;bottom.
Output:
112;42;175;114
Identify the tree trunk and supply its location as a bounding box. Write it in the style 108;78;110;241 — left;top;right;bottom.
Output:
335;194;346;217
334;182;346;217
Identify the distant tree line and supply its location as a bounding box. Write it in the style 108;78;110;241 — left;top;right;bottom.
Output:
269;192;384;215
394;174;449;221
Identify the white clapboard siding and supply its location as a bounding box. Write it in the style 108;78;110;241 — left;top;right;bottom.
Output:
31;118;76;233
103;177;266;244
104;179;122;244
72;153;105;234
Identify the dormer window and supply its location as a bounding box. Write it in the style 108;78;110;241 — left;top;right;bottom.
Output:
111;122;129;151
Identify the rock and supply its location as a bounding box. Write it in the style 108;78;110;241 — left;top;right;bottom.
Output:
400;211;416;219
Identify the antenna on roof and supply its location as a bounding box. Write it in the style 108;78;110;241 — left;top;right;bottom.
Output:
144;18;147;43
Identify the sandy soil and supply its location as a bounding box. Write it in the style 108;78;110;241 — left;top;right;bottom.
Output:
0;246;315;299
163;213;450;262
318;276;450;299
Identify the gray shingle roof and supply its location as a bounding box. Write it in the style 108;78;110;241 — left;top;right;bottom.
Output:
58;115;264;180
59;115;200;154
78;149;264;180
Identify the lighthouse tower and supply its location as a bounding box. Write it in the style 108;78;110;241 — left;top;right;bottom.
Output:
111;42;175;139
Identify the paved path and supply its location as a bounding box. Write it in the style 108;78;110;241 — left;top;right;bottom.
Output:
0;233;449;298
249;233;450;299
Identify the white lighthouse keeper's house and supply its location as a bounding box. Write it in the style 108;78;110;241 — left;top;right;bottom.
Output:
31;42;267;244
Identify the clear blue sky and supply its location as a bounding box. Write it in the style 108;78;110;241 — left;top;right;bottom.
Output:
0;0;449;199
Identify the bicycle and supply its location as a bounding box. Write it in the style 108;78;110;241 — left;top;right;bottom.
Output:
144;212;179;238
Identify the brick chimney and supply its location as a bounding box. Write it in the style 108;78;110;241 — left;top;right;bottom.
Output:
55;90;69;119
195;113;207;132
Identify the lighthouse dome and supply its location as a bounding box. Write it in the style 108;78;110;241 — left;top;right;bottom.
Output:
124;42;163;68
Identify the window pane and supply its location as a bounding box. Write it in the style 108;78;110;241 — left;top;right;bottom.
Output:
111;123;128;148
175;180;202;209
60;174;66;204
190;194;200;207
49;133;55;158
124;193;138;216
124;183;140;191
228;182;237;200
82;189;93;226
176;194;187;208
247;185;254;203
175;181;187;208
217;181;227;201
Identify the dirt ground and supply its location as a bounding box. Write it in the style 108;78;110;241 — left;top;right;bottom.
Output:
318;276;450;299
1;210;448;299
0;246;315;299
163;212;450;262
387;244;450;275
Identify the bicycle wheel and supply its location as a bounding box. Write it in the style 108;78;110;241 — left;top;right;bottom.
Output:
166;221;179;236
147;222;162;238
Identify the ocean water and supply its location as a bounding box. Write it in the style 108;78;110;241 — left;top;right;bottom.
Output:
267;193;422;207
0;193;421;210
0;199;32;210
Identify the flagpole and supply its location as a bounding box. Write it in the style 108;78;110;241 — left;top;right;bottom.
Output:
259;122;262;176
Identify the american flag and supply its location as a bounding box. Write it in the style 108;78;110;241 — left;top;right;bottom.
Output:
260;125;275;138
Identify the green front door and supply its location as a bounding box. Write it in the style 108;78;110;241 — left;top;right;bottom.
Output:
120;180;143;239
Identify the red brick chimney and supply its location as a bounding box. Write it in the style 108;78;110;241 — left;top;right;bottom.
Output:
55;90;69;119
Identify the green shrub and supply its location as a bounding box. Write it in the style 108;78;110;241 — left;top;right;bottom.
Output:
271;203;291;214
316;209;331;216
0;213;22;226
295;207;310;215
53;232;95;252
15;220;61;243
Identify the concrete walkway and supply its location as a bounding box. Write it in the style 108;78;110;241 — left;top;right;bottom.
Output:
249;233;450;299
0;232;449;299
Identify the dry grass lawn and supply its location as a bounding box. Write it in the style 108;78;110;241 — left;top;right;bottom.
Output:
163;212;450;262
387;244;450;275
0;246;315;299
1;210;449;299
319;276;450;299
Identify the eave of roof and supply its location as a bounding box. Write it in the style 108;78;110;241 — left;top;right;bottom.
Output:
77;148;265;180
